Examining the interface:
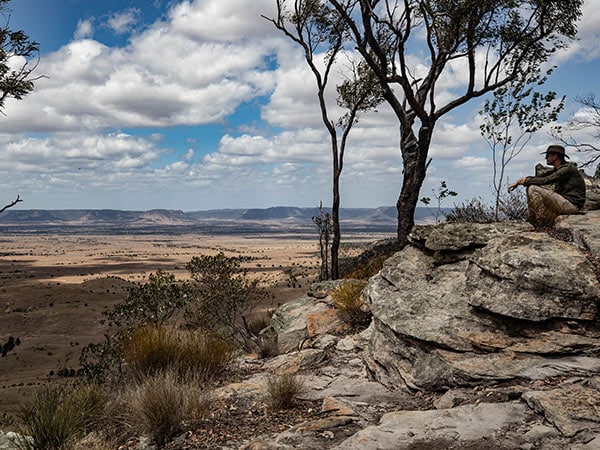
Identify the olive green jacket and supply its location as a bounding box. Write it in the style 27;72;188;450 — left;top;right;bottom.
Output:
524;162;586;209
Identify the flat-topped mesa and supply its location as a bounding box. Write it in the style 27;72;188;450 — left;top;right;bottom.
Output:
363;215;600;392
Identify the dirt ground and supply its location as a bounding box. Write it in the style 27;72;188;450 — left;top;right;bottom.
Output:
0;232;379;420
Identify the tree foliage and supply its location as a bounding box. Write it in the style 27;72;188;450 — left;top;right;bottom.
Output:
265;0;383;279
104;270;191;330
80;253;266;383
185;252;269;347
0;0;41;112
328;0;582;246
480;68;565;219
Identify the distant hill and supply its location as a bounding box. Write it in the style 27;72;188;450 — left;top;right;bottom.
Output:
0;207;447;235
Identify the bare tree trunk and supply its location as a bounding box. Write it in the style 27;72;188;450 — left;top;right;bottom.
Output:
331;175;341;280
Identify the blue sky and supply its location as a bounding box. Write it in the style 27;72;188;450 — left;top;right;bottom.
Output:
1;0;600;211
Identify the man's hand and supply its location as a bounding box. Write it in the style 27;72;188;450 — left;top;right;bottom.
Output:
508;177;526;193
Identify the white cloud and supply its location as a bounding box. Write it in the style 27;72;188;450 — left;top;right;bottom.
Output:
1;0;599;211
74;19;94;40
106;8;141;35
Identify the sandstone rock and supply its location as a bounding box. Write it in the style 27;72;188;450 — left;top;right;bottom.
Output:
333;402;535;449
321;397;356;417
363;222;600;391
523;382;600;437
410;221;531;252
583;171;600;211
467;232;600;321
270;281;351;354
556;210;600;260
263;348;328;373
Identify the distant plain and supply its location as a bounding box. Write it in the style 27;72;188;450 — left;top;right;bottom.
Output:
0;229;389;419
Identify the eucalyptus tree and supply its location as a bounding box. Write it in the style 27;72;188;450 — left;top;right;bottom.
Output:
0;0;40;112
329;0;582;246
265;0;382;279
1;0;41;210
480;68;564;220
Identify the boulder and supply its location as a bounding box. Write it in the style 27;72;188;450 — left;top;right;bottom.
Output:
363;221;600;391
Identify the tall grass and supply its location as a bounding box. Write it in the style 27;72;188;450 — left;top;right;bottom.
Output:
116;371;212;446
15;384;105;450
331;280;371;328
122;324;235;382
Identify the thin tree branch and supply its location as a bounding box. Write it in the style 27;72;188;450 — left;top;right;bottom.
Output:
0;195;23;214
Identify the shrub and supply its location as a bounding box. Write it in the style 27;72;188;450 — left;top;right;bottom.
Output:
446;190;528;223
246;310;274;337
445;197;496;223
498;189;528;221
185;252;269;348
266;373;305;410
122;325;235;382
79;334;126;385
331;280;371;328
257;334;279;359
104;270;191;329
15;384;106;450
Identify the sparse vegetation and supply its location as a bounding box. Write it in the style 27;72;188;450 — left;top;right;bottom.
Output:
104;270;190;329
120;371;212;447
266;373;305;410
420;181;458;224
185;252;270;348
331;280;370;328
446;190;528;223
343;254;387;280
122;324;235;382
15;384;105;450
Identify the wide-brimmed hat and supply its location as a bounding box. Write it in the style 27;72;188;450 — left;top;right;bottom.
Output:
541;144;570;159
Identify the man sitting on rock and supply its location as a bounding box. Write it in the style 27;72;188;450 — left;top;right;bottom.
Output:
508;145;586;228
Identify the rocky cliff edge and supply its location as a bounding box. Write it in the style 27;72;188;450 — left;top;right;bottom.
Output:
239;212;600;449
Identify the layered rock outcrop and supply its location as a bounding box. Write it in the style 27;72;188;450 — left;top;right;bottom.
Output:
252;212;600;448
363;218;600;391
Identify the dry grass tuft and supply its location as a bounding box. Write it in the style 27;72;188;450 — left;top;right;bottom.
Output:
266;373;305;410
15;384;106;450
331;280;371;328
122;324;235;382
113;371;212;447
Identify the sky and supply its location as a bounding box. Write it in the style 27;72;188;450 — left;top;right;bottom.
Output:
1;0;600;211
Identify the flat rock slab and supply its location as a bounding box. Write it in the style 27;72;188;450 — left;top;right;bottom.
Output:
333;402;535;449
523;383;600;437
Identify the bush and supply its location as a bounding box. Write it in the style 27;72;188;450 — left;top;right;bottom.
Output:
122;325;235;382
331;280;371;328
498;189;528;221
445;197;496;223
257;334;279;359
246;310;274;336
266;373;305;410
446;191;528;223
104;270;191;329
15;384;106;450
185;252;269;347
